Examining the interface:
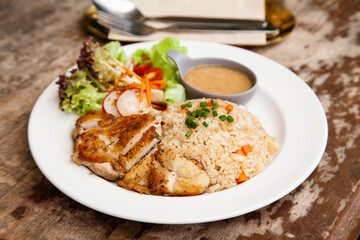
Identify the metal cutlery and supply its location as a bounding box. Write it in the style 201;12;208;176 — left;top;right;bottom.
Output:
93;0;274;26
97;10;279;36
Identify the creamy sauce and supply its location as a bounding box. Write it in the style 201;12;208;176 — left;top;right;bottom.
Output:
184;65;253;95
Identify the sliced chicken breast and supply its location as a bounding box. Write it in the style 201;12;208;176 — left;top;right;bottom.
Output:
87;162;122;181
73;110;114;139
111;114;156;155
149;149;210;196
119;126;160;171
72;125;126;180
117;149;157;194
72;111;161;181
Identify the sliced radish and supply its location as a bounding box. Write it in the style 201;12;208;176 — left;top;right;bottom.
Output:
116;89;148;116
102;90;122;116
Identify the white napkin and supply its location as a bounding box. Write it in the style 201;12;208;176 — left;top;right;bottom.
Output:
107;0;267;45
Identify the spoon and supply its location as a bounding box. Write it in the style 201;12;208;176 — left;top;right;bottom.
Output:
93;0;275;29
166;49;257;104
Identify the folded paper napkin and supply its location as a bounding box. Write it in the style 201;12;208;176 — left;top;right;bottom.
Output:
107;0;267;45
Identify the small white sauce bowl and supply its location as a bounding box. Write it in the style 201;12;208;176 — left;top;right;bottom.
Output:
167;49;257;105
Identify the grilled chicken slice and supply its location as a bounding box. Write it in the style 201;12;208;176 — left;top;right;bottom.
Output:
117;149;157;194
72;111;160;181
149;149;210;196
84;162;122;181
72;127;125;180
119;126;159;171
72;110;114;139
112;114;157;155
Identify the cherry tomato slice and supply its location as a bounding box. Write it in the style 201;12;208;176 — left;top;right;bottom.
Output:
145;67;163;80
133;64;151;75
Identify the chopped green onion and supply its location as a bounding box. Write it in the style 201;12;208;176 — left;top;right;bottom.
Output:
212;110;218;117
181;104;187;109
200;101;208;107
203;121;209;127
185;116;194;125
202;111;209;117
227;110;231;114
202;108;210;112
212;105;218;110
190;121;199;129
196;109;203;118
211;99;218;106
156;132;162;139
185;131;192;137
191;111;197;117
186;102;192;107
226;115;234;123
219;115;226;121
187;110;192;116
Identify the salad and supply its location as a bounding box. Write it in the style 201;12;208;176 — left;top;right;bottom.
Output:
56;37;187;116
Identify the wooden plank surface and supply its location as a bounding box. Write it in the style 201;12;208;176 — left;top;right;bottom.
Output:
0;0;359;239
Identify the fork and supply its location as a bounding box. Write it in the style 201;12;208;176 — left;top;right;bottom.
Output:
97;11;279;36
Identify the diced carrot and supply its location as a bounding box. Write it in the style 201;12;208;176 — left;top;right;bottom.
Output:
177;108;187;114
144;77;152;107
225;104;234;112
236;172;247;183
207;99;214;107
241;145;252;156
233;149;245;156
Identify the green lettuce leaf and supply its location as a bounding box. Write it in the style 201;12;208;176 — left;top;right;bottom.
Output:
77;39;125;91
104;41;128;65
163;80;186;105
57;37;188;116
132;49;152;66
150;37;187;81
132;37;187;105
58;69;107;116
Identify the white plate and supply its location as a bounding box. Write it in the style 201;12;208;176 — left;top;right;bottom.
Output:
28;40;328;224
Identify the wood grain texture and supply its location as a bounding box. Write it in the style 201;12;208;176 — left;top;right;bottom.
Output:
0;0;359;239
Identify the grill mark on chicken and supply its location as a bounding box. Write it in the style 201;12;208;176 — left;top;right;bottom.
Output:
71;111;211;196
72;111;159;181
118;150;157;194
119;126;159;171
111;114;155;155
75;128;118;163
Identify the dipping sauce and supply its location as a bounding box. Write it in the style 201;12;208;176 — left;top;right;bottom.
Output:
184;65;253;95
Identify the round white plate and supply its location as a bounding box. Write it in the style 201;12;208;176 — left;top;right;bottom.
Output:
28;40;328;224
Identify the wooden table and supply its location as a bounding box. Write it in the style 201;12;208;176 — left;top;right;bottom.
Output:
1;0;359;239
